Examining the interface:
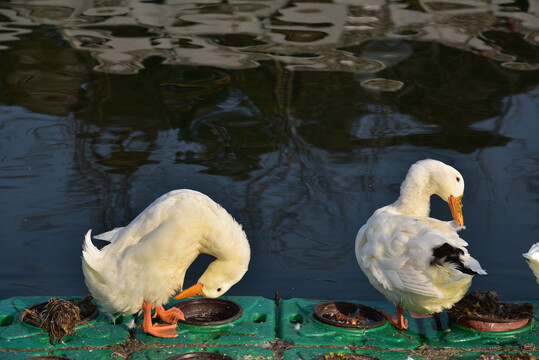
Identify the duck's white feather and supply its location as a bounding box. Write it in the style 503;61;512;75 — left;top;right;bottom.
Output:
93;227;124;242
523;242;539;284
356;159;486;314
82;189;250;316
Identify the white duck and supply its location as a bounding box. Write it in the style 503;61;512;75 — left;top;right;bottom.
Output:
355;159;486;330
82;189;250;338
523;243;539;283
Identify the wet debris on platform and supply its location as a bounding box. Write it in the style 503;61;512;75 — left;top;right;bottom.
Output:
20;295;96;344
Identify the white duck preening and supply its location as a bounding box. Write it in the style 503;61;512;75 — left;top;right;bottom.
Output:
82;189;250;338
355;159;486;330
523;243;539;283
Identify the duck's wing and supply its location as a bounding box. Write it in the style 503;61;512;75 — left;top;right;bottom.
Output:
359;212;442;298
359;211;483;299
372;257;445;298
417;219;486;276
98;190;204;253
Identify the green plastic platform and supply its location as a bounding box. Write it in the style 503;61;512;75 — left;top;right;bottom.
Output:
282;347;352;360
278;298;422;349
450;351;539;360
419;300;539;349
282;347;423;360
1;295;538;360
0;349;116;360
136;296;276;345
0;296;130;350
0;350;50;360
131;346;274;360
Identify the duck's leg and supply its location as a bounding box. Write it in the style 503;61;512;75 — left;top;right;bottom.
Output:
395;304;408;330
153;305;185;324
433;312;444;332
141;301;178;338
380;304;408;330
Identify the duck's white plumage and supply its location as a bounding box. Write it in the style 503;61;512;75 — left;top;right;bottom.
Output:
355;159;486;318
82;189;250;318
523;243;539;284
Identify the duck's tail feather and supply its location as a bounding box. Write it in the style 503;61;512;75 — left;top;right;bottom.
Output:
523;242;539;260
464;256;487;275
82;229;103;271
431;243;486;276
93;227;124;242
82;229;116;313
523;244;539;284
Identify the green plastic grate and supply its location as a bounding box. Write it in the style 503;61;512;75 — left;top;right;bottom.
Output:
278;298;422;349
0;349;115;360
1;295;538;358
0;350;50;360
0;296;130;350
283;347;423;360
130;346;274;360
448;351;539;360
135;296;276;345
424;300;539;349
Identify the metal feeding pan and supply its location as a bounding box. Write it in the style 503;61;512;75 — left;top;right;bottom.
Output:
447;291;534;332
174;298;243;326
451;315;531;332
168;353;235;360
313;301;386;329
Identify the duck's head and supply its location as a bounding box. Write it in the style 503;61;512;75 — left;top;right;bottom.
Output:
424;159;465;226
399;159;465;226
174;259;249;300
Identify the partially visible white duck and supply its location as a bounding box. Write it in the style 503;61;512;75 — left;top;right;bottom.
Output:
523;243;539;283
82;189;250;338
355;159;486;330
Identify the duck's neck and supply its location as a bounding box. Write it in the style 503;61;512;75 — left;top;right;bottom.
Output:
392;168;435;218
201;214;250;267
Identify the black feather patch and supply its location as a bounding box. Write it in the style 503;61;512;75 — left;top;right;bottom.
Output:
430;243;477;275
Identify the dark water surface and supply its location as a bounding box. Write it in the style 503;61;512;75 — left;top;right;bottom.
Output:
0;0;538;302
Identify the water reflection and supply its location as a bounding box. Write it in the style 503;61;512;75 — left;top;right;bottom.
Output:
1;0;537;73
0;0;538;300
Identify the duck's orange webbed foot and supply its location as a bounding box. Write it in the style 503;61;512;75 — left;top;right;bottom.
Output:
153;305;185;324
143;322;179;338
380;304;408;330
142;301;178;338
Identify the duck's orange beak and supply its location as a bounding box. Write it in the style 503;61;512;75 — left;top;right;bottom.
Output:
448;194;464;226
174;283;205;300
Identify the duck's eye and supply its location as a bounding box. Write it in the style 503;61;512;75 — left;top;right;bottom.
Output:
456;177;460;183
217;288;222;292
